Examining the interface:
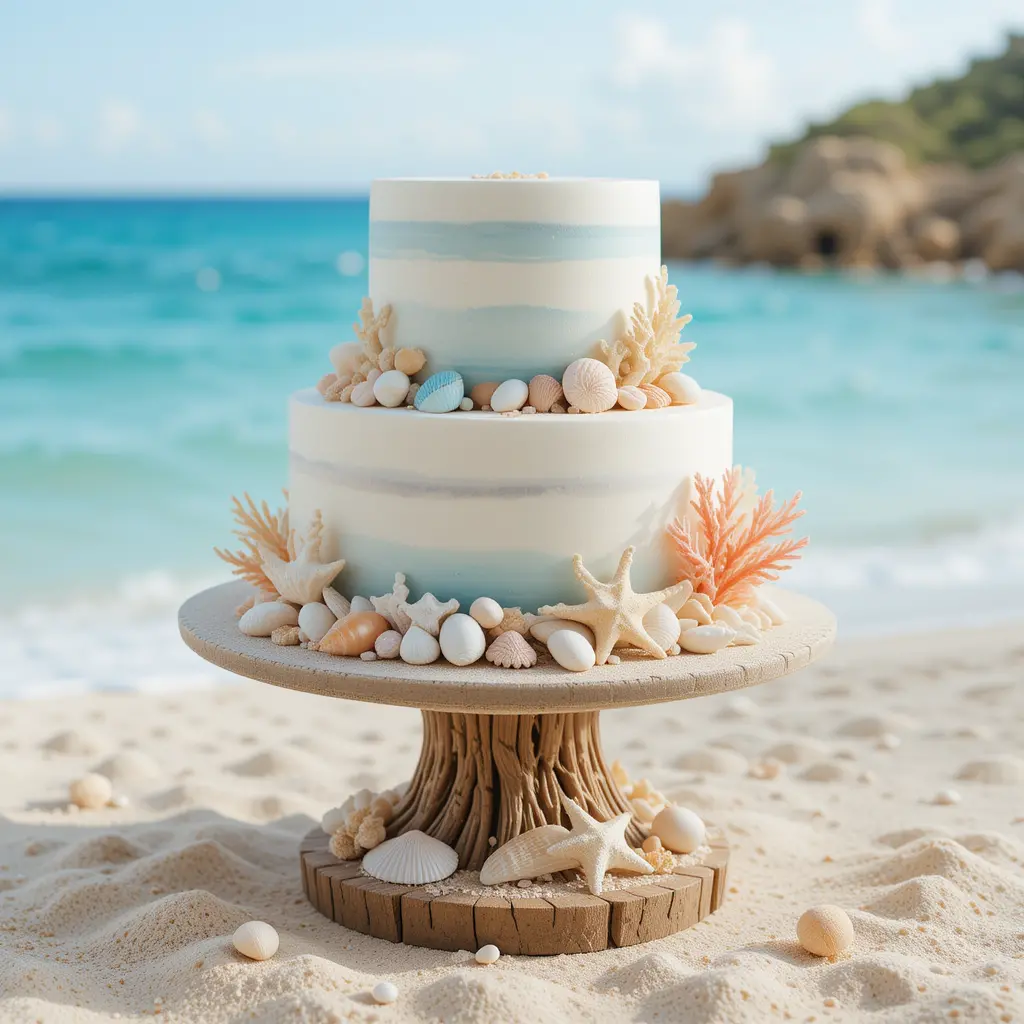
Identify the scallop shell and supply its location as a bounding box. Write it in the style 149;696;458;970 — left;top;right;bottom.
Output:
232;921;280;961
490;379;529;413
400;625;441;665
528;618;595;647
469;597;504;630
322;586;351;620
361;830;458;884
372;369;411;408
317;611;390;656
528;374;564;413
470;382;500;408
547;629;596;672
485;631;537;669
238;601;299;637
414;370;464;414
657;372;701;405
616;385;647;411
479;824;575;884
638;383;671;409
641;603;682;652
678;624;735;654
297;602;336;644
439;613;487;666
394;347;426;376
561;358;618;414
329;341;363;378
350;380;377;407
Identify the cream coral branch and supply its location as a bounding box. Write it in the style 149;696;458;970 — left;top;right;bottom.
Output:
354;297;391;365
214;492;291;594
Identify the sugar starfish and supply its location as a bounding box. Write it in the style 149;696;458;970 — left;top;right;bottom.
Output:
397;592;460;637
545;794;652;895
539;546;693;664
259;512;345;606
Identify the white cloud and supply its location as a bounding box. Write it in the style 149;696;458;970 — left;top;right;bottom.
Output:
857;0;906;54
98;101;142;151
222;45;465;82
194;109;229;149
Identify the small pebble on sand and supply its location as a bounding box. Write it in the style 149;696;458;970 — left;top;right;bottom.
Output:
372;981;398;1004
475;944;501;965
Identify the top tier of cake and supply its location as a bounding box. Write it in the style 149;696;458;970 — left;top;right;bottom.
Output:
369;178;661;386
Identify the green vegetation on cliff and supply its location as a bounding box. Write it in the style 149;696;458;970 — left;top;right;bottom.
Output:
771;33;1024;169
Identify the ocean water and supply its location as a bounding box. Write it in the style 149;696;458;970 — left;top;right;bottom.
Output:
2;198;1023;697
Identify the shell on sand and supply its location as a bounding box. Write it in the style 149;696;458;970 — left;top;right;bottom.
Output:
317;612;390;656
562;358;618;414
362;830;459;884
238;601;299;637
528;374;564;412
479;824;575;884
233;921;280;961
485;631;537;669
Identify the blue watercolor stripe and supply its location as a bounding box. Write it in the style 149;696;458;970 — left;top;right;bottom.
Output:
370;220;660;262
388;303;620;385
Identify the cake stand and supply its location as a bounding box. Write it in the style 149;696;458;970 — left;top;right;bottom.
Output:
179;582;835;955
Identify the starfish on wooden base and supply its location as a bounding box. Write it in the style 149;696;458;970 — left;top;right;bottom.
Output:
539;546;693;664
545;794;652;895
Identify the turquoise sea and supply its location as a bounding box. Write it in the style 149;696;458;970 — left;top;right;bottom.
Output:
2;198;1023;696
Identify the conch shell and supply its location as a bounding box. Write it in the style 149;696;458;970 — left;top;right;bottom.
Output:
480;824;576;884
317;612;390;656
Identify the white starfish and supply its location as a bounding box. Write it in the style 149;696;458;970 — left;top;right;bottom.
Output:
397;593;460;637
259;512;345;605
545;794;652;895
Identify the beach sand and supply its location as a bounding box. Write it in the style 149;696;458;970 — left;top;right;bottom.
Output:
1;624;1022;1023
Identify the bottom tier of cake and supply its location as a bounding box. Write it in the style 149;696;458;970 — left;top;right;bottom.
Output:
288;388;732;609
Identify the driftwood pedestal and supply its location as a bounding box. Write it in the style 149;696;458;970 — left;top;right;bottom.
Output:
180;581;835;955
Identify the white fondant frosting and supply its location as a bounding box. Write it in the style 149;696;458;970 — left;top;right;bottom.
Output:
369;178;661;385
288;389;733;609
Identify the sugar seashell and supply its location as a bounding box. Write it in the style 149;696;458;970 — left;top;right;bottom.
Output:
317;611;390;656
651;805;706;853
362;830;458;884
692;592;714;615
329;341;363;378
616;385;647;411
239;601;299;637
657;371;701;405
631;797;658;823
479;824;575;884
712;604;745;629
561;358;617;414
755;593;787;625
490;379;529;413
69;773;113;809
233;921;279;961
372;369;410;408
374;630;402;659
316;372;337;396
394;347;426;376
641;604;681;652
414;370;464;413
675;618;699;633
350;596;374;613
677;598;713;626
459;397;473;411
485;631;537;669
322;586;351;620
797;905;854;958
469;597;504;630
547;629;596;672
350;380;377;407
297;602;336;644
470;381;500;408
730;623;761;646
372;981;398;1005
439;613;487;666
638;383;671;409
475;944;501;965
400;626;441;665
678;624;735;654
528;374;564;413
366;368;382;385
528;618;595;647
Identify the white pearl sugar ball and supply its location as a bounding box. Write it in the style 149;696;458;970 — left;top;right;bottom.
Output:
69;773;113;810
475;943;501;965
372;981;399;1004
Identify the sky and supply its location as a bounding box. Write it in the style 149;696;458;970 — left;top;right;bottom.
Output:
0;0;1020;194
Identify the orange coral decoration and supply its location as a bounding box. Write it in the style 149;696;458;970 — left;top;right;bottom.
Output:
666;468;807;608
214;492;292;595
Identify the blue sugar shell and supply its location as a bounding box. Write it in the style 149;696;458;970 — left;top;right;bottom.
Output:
414;370;465;414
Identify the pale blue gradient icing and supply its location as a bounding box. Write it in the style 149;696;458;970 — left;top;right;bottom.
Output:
386;303;624;385
370;220;660;262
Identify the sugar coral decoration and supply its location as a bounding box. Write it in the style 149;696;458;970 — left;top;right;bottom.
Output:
259;510;347;606
544;794;653;895
596;267;694;387
354;297;392;368
214;492;291;595
666;467;808;609
538;547;693;665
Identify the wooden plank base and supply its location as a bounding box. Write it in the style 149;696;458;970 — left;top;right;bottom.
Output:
300;828;729;956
